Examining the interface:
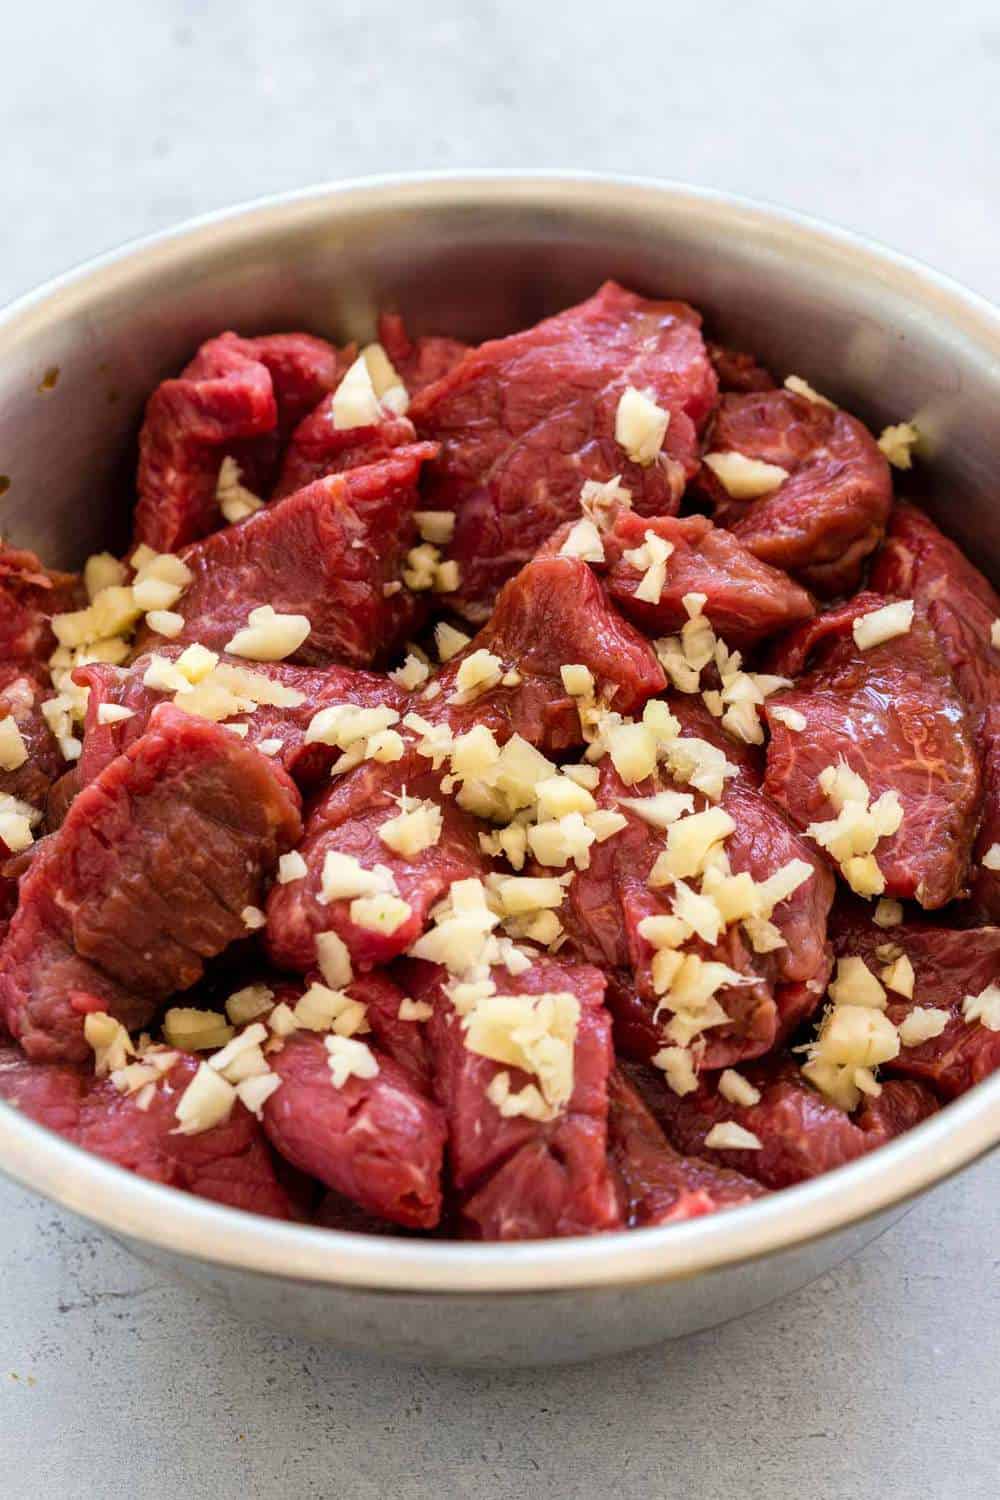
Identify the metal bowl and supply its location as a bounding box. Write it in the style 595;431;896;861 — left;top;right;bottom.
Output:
0;173;997;1367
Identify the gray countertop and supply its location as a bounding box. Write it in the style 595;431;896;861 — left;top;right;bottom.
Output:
1;3;998;1495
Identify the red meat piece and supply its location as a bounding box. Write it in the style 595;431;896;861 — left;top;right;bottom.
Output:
584;509;814;649
134;331;347;552
697;389;892;595
645;1054;939;1188
764;594;981;909
0;544;81;668
0;667;63;810
870;502;1000;920
273;402;417;500
0;1045;300;1219
262;1027;446;1229
427;556;665;753
73;649;406;793
377;312;469;395
0;705;301;1061
706;342;775;394
831;900;1000;1099
609;1068;765;1225
562;744;832;1073
409;280;717;621
266;748;487;975
347;969;435;1094
136;445;438;667
409;955;622;1240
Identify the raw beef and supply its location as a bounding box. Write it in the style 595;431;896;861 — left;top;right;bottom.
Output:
706;342;775;394
409;281;717;621
0;1045;300;1219
262;1025;446;1229
377;312;469;394
429;556;665;753
645;1054;939;1188
137;445;437;667
764;594;981;908
831;901;1000;1099
609;1068;765;1225
134;331;346;551
73;649;406;792
0;705;301;1061
698;389;892;594
410;955;623;1239
266;747;487;975
0;543;81;668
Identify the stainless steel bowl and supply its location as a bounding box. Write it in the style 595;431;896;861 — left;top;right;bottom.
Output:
0;173;997;1367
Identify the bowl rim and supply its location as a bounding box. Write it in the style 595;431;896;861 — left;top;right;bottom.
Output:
0;169;997;1296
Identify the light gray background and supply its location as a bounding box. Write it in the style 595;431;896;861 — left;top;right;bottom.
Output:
1;2;998;1496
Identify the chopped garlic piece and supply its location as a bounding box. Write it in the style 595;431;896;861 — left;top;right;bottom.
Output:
704;1122;762;1151
225;604;311;661
216;455;264;523
325;1033;379;1088
316;929;353;988
0;717;28;771
449;648;504;703
623;529;673;604
321;850;398;904
379;797;443;859
331;353;380;429
873;898;904;928
349;892;411;934
389;653;430;690
95;703;135;726
880;953;915;999
173;1063;236;1135
982;843;1000;872
145;609;185;638
898;1008;949;1047
235;1073;281;1119
241;905;266;930
163;1007;234;1051
414;510;455;545
703;451;788;499
398;998;433;1023
84;552;128;600
962;982;1000;1031
615;386;670;465
652;1045;698;1096
209;1023;270;1083
226;984;275;1025
651;806;735;883
277;850;308;884
143;655;194;694
769;704;806;733
294;983;366;1036
84;1011;134;1076
579;474;632;528
852;600;914;651
829;956;888;1010
877;421;920;469
464;990;580;1120
718;1069;761;1107
560;663;595;698
560;517;605;563
991;620;1000;650
784;374;834;407
607;721;658;785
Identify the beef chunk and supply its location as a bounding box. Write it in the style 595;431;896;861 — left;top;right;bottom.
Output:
0;1045;300;1219
266;748;487;975
0;667;63;810
870;502;1000;920
586;509;814;649
645;1054;939;1188
261;1025;445;1229
609;1068;764;1225
706;343;776;394
411;955;623;1239
0;704;301;1061
0;544;81;668
273;401;417;500
136;445;437;667
764;594;981;908
134;331;346;551
831;901;1000;1099
73;649;406;792
377;312;469;394
409;281;717;621
697;389;892;594
428;556;665;753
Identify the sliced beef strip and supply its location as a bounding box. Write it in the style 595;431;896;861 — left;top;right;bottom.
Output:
696;389;892;595
550;508;816;649
262;1023;446;1231
407;955;622;1240
0;704;301;1061
870;501;1000;920
134;331;348;552
641;1053;939;1189
266;747;487;976
408;280;717;622
561;744;833;1073
609;1067;765;1226
426;556;665;753
0;666;63;810
706;342;776;394
134;445;438;668
764;593;982;909
831;900;1000;1099
0;543;82;669
377;312;469;395
0;1045;301;1219
73;649;406;793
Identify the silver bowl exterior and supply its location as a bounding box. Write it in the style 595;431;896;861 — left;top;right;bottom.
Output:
0;173;996;1367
